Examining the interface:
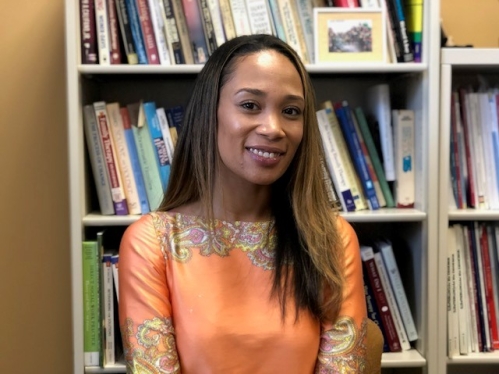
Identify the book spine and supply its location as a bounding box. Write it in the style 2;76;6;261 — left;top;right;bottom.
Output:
245;0;273;35
107;0;123;63
156;107;176;163
466;224;484;351
161;0;185;63
82;241;101;366
354;107;395;207
116;0;139;64
385;0;413;62
205;0;226;49
276;0;303;60
130;103;164;210
450;94;464;208
171;0;195;63
490;225;499;349
102;253;115;365
135;0;161;64
448;226;459;356
121;107;151;214
83;105;115;215
229;0;252;37
182;0;210;63
333;0;360;6
454;226;470;354
453;92;469;208
379;241;418;341
124;0;149;63
360;245;402;352
392;109;415;208
267;0;287;42
404;0;422;62
111;254;120;302
463;225;480;352
143;102;171;191
294;0;314;63
80;0;98;63
316;108;356;212
374;251;411;350
336;102;379;210
199;0;218;54
217;0;237;41
147;0;172;65
94;101;129;215
106;103;142;214
95;0;111;64
458;88;476;208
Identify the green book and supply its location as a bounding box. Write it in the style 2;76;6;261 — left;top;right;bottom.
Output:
354;107;396;208
82;240;101;366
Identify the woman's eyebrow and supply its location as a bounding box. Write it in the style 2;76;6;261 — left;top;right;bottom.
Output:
235;88;304;103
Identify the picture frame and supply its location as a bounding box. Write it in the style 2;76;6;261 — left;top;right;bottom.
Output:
314;7;386;64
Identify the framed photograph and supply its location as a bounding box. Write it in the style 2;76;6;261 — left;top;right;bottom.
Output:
314;7;386;64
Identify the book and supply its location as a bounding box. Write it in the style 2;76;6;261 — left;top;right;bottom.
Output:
156;107;176;164
94;101;129;215
245;0;274;35
182;0;210;63
116;0;139;64
128;102;164;210
94;0;111;64
124;0;149;63
378;240;418;341
206;0;226;49
143;101;172;191
121;107;150;214
447;226;459;356
136;0;161;64
404;0;423;62
316;108;356;212
80;0;98;64
82;240;101;366
229;0;252;37
83;105;115;215
333;0;360;6
111;254;120;302
384;0;414;62
294;0;314;63
320;101;367;211
170;0;195;64
159;0;185;64
360;245;402;352
101;252;115;366
267;0;286;42
354;107;395;207
335;102;379;210
276;0;305;62
458;88;477;208
106;102;142;214
197;0;218;55
462;225;480;352
392;109;415;208
217;0;237;41
107;0;122;64
147;0;173;65
366;84;396;182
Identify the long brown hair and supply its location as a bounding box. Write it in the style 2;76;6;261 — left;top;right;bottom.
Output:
159;34;344;323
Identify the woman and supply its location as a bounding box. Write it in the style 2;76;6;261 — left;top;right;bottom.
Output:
119;34;383;373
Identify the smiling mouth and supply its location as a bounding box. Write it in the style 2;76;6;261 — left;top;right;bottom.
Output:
247;147;284;159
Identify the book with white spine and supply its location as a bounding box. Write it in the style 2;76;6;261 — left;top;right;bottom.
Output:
206;0;227;47
275;0;303;59
245;0;273;35
156;107;176;164
102;253;115;366
94;0;111;64
148;0;172;65
229;0;252;36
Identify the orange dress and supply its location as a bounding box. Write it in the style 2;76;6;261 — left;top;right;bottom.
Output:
119;212;368;374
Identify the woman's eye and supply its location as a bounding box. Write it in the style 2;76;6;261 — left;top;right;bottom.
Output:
283;107;302;116
241;102;257;110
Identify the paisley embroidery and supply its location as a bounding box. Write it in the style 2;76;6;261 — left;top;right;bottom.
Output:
121;317;180;374
151;212;276;270
315;317;368;374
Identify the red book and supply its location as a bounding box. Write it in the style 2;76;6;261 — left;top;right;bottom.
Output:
481;225;499;350
80;0;98;63
107;0;122;64
135;0;160;64
360;246;402;352
333;0;360;6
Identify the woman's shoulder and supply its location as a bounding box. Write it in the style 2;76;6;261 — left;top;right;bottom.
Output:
334;215;357;245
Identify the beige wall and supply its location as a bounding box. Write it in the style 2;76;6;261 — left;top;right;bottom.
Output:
441;0;499;48
0;1;72;373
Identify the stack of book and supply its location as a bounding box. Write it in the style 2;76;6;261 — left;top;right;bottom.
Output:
317;83;415;212
80;0;423;65
84;100;183;215
447;222;499;355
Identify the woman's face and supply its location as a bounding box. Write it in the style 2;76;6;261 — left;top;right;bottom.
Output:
216;50;305;188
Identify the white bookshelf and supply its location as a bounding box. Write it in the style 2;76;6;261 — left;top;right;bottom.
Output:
65;0;441;372
438;47;499;374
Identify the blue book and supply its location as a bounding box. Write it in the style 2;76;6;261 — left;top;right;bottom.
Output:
143;102;171;191
335;102;379;210
124;0;148;64
122;108;150;214
166;105;184;132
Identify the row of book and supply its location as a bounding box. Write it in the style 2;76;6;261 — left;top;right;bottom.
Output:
447;222;499;355
80;0;422;65
84;100;183;215
317;83;415;212
361;240;418;352
82;231;123;367
449;86;499;210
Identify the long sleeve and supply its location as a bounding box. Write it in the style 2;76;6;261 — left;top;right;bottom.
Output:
119;214;181;374
315;217;382;374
